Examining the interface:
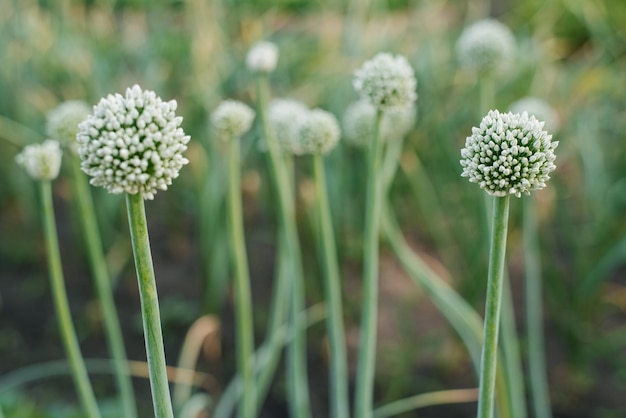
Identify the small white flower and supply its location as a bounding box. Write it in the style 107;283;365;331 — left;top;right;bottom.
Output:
460;110;558;197
46;101;91;146
294;108;341;155
456;19;516;73
353;53;417;110
211;100;255;142
342;100;416;148
77;84;190;200
509;97;559;133
16;139;63;181
265;98;309;154
246;41;279;73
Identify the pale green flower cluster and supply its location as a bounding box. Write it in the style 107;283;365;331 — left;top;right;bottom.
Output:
295;108;341;155
46;100;91;146
211;100;256;142
460;110;558;197
267;98;309;154
16;139;63;181
342;100;416;148
246;41;279;73
77;84;190;200
456;19;516;73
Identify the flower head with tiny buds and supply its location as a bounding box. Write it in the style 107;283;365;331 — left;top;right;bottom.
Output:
456;19;516;73
460;110;558;197
16;139;63;181
353;53;417;110
267;98;309;154
509;97;560;133
246;41;279;73
295;108;341;155
77;84;190;200
211;100;255;142
46;101;91;146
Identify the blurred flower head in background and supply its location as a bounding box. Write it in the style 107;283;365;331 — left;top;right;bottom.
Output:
509;97;560;133
456;19;516;74
342;100;416;148
266;98;309;154
246;41;279;73
211;100;255;142
294;108;341;155
77;84;190;200
46;100;91;147
16;139;63;181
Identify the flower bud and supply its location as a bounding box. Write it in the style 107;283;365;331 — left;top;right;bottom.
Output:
16;139;63;181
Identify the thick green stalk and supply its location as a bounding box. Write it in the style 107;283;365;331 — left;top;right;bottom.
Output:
39;181;101;418
313;154;350;418
477;195;510;418
355;109;385;418
125;193;174;418
70;155;137;418
227;137;256;418
523;197;553;418
255;74;311;418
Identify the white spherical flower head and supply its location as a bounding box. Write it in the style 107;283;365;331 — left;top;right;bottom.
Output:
381;104;417;141
246;41;279;73
295;109;341;155
342;100;416;148
211;100;255;142
46;100;91;146
16;139;63;181
456;19;516;73
77;84;190;200
509;97;560;133
267;98;309;154
353;53;417;110
460;110;558;197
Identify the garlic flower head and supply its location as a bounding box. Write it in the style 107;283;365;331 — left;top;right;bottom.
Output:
460;110;558;197
353;52;417;110
342;100;416;148
456;19;516;74
267;98;309;154
211;100;255;142
246;41;279;73
294;108;341;155
16;139;63;181
77;84;190;200
46;100;91;146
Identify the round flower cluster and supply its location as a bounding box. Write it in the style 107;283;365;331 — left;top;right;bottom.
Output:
246;41;279;73
211;100;255;142
295;108;341;155
456;19;516;73
509;97;559;133
460;110;558;197
16;139;63;181
77;84;190;200
353;53;417;110
342;100;416;148
267;98;309;154
46;100;91;146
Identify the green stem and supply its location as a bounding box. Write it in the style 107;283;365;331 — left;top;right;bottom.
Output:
355;109;385;418
255;74;311;418
0;115;44;147
227;137;256;418
125;193;174;418
313;153;350;418
373;388;479;418
70;155;137;418
477;195;510;418
523;197;553;418
39;181;102;418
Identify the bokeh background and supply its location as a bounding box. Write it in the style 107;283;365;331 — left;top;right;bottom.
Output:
1;0;626;416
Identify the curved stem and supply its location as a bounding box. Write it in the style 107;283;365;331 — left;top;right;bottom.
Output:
313;153;350;418
355;109;385;418
125;193;174;418
477;195;510;418
373;388;478;418
70;155;137;418
40;181;101;418
523;197;553;418
255;74;311;418
227;137;256;418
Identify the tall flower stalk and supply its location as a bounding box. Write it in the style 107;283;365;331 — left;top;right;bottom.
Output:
211;100;257;418
293;107;349;418
460;110;558;418
77;85;190;418
247;41;312;418
16;140;102;418
352;52;417;418
47;101;137;418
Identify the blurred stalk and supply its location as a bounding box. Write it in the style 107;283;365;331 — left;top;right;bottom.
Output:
226;133;256;418
523;197;553;418
255;74;311;418
373;388;479;418
313;153;350;418
125;193;174;418
0;115;43;147
40;181;102;418
477;195;510;418
355;109;384;418
69;155;137;418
